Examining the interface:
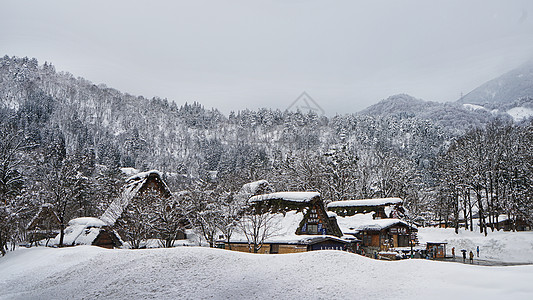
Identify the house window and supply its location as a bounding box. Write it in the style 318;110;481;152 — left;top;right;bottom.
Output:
270;244;279;254
398;235;409;247
308;224;318;234
362;234;372;246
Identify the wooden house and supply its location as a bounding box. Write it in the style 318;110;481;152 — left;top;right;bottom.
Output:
100;170;187;241
222;192;354;254
336;215;417;253
100;170;172;226
51;217;122;249
26;203;61;245
328;198;417;256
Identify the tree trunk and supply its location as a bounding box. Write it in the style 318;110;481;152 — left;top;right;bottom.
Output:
59;222;65;247
468;191;473;231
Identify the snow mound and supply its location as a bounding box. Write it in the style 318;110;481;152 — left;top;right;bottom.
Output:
1;246;532;299
239;180;270;196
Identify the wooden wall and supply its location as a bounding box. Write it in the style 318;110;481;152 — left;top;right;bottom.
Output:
224;243;308;254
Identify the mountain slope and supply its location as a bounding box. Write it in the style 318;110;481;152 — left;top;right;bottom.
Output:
458;61;533;105
358;94;510;132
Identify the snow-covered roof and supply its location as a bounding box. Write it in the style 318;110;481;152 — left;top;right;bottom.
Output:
249;192;320;204
68;217;106;227
125;169;162;183
52;217;106;246
240;180;269;196
100;170;169;225
328;197;403;209
120;167;140;177
335;213;415;235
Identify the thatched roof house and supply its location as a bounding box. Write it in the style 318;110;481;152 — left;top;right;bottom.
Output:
331;211;417;255
223;191;354;254
51;217;122;249
100;170;172;226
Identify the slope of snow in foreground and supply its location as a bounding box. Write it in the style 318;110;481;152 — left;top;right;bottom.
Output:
1;247;532;299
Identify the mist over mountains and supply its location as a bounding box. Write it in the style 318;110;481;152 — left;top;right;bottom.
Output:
360;61;533;127
0;54;531;187
458;60;533;106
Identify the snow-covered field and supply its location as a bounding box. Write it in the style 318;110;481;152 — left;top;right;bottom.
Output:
1;246;532;300
418;228;533;263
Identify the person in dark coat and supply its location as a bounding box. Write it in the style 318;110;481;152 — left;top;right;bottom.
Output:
462;250;466;262
452;247;455;258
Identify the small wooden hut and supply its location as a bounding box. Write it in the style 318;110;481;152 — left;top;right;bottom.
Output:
426;242;447;259
52;217;122;249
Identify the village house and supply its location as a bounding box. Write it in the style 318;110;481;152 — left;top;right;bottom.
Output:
222;191;356;254
100;170;172;226
44;170;184;249
51;217;122;249
327;198;417;257
100;170;187;242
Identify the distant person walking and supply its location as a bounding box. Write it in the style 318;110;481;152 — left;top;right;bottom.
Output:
451;247;455;258
476;246;479;257
462;250;466;262
469;251;474;263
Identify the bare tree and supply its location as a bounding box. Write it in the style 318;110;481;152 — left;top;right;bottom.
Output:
238;206;280;253
216;192;242;250
152;194;189;248
115;190;158;249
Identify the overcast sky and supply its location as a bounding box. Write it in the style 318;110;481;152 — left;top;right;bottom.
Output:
2;0;533;115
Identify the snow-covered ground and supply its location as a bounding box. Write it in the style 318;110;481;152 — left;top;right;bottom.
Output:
1;246;532;299
418;227;533;263
506;106;533;122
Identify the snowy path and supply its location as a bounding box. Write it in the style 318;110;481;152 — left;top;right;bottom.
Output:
418;227;533;263
438;256;532;266
1;246;533;300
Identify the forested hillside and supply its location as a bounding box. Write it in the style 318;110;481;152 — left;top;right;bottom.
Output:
458;60;533;105
0;56;532;254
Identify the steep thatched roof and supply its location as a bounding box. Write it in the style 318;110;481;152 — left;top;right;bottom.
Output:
100;170;171;225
